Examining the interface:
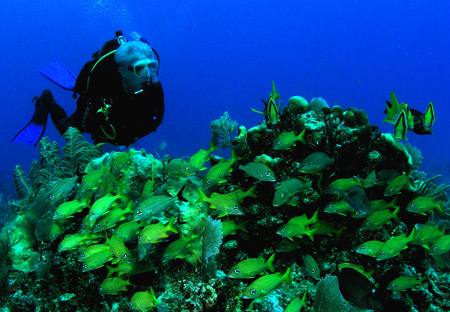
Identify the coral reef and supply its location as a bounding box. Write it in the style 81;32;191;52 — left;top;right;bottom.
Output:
0;87;449;312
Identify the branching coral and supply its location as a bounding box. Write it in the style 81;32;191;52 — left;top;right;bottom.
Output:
210;112;238;148
60;127;103;177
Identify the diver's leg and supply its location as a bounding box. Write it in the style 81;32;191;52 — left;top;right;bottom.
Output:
41;90;71;135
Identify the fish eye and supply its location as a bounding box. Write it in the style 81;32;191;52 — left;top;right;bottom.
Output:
264;171;271;176
137;210;142;214
381;251;385;255
281;193;286;198
49;195;55;200
250;289;257;295
234;268;240;274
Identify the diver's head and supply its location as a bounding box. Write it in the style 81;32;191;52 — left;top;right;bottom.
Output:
115;40;159;94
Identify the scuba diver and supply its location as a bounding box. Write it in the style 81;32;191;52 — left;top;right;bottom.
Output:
12;30;164;146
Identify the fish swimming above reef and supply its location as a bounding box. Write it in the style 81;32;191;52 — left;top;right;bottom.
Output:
406;196;445;215
376;228;416;261
133;195;177;222
387;276;424;291
228;253;275;279
251;81;281;126
302;254;321;280
297;152;334;174
241;267;291;299
273;178;311;207
33;176;78;211
338;186;372;219
383;91;408;124
384;174;410;196
239;162;276;182
273;130;306;150
384;92;436;138
277;211;319;241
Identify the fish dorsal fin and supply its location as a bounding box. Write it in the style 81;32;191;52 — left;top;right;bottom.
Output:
424;101;436;129
394;109;408;140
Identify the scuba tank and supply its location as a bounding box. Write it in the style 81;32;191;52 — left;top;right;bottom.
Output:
73;30;127;98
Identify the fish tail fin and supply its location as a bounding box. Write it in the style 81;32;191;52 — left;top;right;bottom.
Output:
246;185;257;198
300;291;308;305
166;216;178;234
149;287;158;304
310;210;319;224
265;253;276;273
306;229;316;241
424;101;436;128
407;227;417;242
197;188;208;202
281;267;292;283
392;205;401;221
297;129;307;144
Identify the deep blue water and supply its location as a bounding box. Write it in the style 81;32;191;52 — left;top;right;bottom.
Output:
0;0;449;197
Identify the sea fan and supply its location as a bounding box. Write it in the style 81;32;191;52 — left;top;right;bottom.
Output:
29;160;58;191
210;112;238;148
38;137;61;170
202;216;223;264
13;165;33;199
60;127;102;177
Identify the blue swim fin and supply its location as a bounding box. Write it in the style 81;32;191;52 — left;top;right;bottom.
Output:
12;96;49;146
38;62;77;91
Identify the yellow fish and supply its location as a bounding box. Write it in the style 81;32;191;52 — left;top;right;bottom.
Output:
376;228;416;261
277;211;318;241
138;217;178;245
228;254;275;279
242;267;291;299
100;277;131;295
273;130;306;150
130;288;158;311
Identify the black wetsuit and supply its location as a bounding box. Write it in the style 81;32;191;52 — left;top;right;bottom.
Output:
48;40;164;146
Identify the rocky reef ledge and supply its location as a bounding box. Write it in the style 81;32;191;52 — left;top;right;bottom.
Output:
0;87;449;312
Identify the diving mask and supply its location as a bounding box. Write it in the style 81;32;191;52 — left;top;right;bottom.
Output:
128;58;159;82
